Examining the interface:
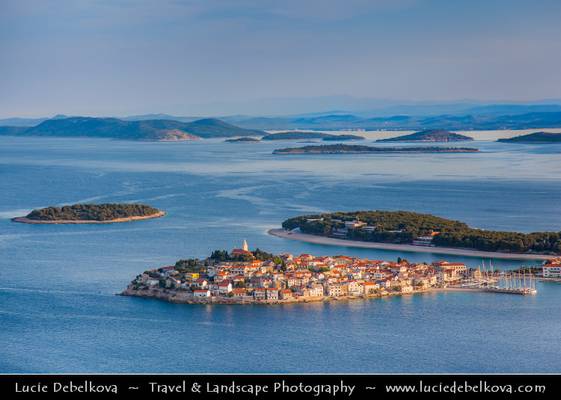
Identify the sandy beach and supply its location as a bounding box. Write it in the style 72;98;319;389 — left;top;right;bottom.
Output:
268;229;555;261
11;211;166;224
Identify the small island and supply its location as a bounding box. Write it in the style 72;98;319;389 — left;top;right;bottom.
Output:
225;137;261;143
277;211;561;258
498;131;561;143
262;131;365;141
122;240;539;305
322;134;365;141
12;203;165;224
377;129;474;143
261;131;333;140
273;144;479;155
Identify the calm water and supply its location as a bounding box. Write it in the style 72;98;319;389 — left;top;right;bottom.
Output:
1;136;561;372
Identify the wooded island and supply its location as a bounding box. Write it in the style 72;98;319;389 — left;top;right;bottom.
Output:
12;203;164;224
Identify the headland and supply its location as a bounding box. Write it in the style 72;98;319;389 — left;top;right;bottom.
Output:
268;229;554;261
121;241;542;306
277;210;561;260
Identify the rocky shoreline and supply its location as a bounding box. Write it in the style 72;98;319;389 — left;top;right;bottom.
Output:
119;286;433;305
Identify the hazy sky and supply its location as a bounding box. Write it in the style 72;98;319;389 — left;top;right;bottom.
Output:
2;0;561;117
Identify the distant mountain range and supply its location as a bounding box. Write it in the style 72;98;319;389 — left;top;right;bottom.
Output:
3;103;561;135
0;113;69;127
225;111;561;131
0;117;264;141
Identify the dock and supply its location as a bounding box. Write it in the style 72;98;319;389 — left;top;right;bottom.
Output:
482;287;537;295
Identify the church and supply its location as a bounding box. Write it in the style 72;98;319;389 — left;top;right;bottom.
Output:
231;240;253;257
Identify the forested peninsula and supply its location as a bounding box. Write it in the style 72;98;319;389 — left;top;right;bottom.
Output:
281;211;561;255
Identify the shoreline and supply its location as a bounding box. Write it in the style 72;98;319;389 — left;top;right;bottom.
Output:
120;287;433;305
268;229;555;261
11;211;166;225
120;286;514;306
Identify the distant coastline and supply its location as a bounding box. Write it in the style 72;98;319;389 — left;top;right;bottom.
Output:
268;229;555;261
0;116;264;141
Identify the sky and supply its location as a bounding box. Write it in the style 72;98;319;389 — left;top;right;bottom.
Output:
2;0;561;117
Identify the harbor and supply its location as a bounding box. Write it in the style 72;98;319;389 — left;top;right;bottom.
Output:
451;262;538;295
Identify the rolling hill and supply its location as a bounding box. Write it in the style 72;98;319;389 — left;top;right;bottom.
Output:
0;117;264;141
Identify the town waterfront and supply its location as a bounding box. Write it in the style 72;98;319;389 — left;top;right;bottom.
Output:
2;135;561;372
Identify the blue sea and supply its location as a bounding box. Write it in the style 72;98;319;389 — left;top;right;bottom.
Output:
1;135;561;373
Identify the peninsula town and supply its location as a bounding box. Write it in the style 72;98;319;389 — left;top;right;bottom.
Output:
123;241;558;304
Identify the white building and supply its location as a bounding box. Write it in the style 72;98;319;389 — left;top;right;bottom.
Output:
304;284;324;297
363;282;379;295
344;220;366;229
218;282;233;295
347;281;364;296
543;259;561;278
327;283;344;297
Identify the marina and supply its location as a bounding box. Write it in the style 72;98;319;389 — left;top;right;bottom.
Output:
453;262;538;295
